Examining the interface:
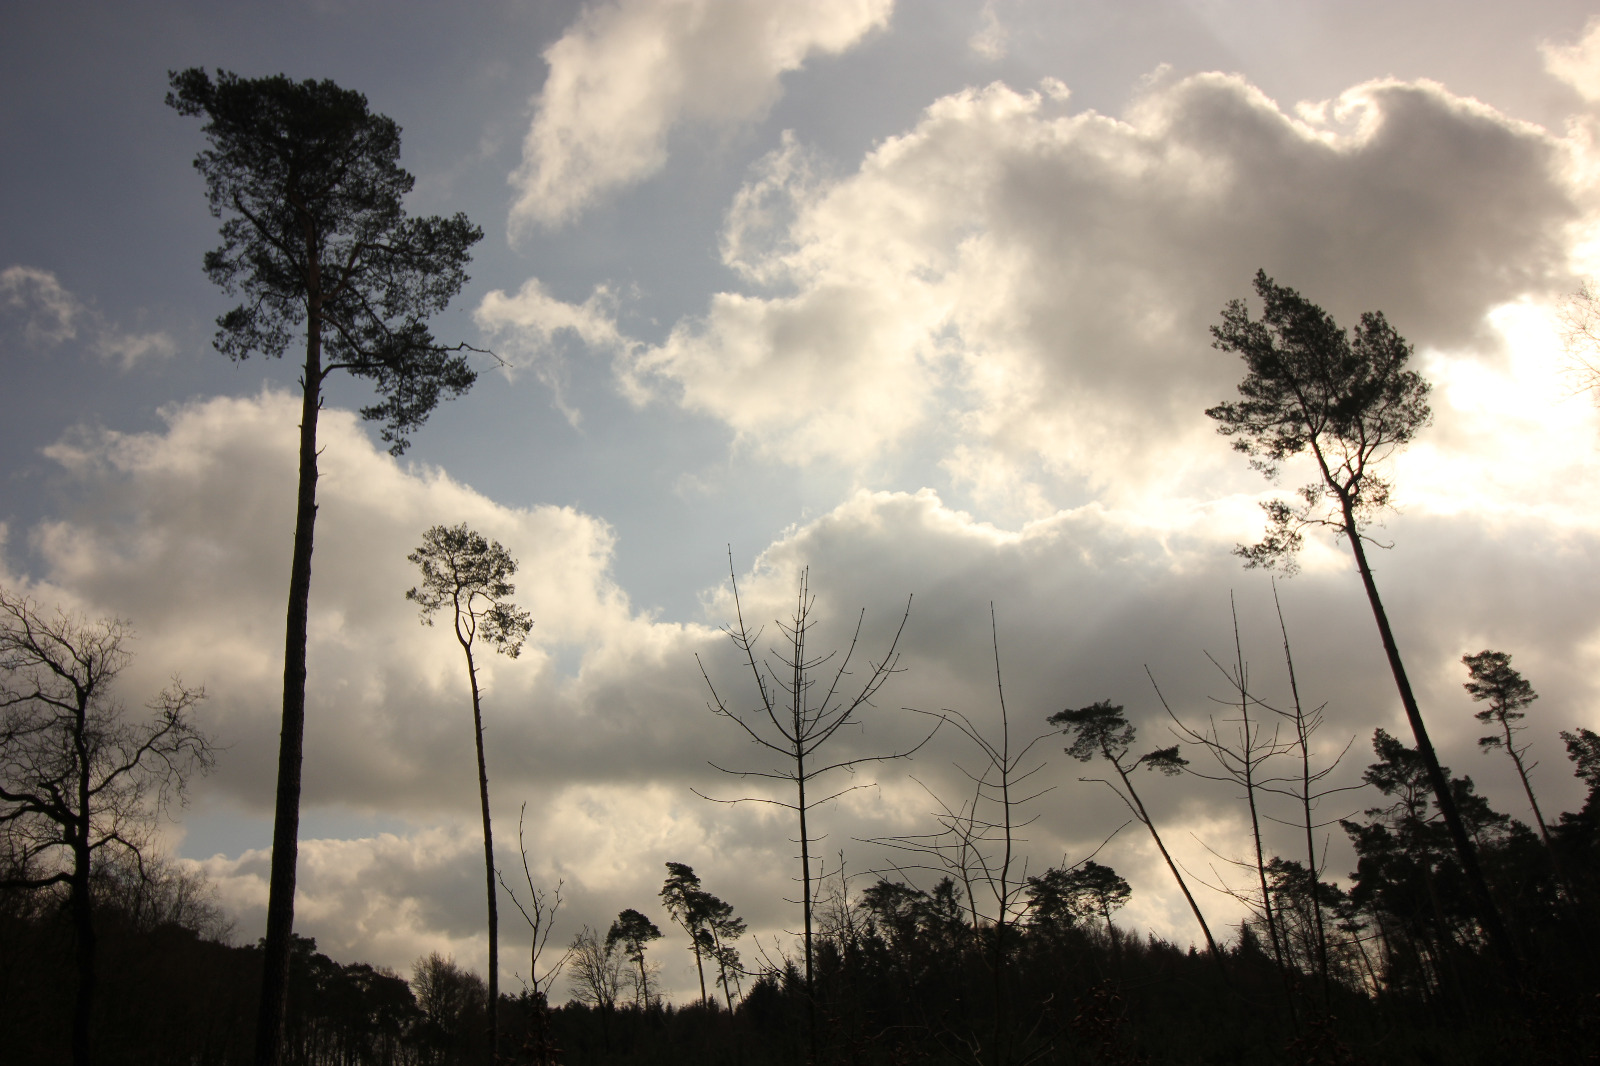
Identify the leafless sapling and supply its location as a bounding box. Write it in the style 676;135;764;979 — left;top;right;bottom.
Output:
696;555;930;1061
865;606;1054;1065
1261;582;1358;1003
498;802;572;1064
1149;596;1298;1006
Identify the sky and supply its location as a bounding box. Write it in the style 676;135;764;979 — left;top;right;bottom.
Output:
4;0;1600;1003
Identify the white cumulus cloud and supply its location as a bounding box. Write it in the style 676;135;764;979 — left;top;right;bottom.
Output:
509;0;894;231
607;73;1575;513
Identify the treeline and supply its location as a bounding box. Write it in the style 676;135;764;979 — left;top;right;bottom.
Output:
5;713;1600;1064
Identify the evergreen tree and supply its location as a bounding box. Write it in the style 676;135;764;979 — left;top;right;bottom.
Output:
1207;270;1516;979
169;68;484;1065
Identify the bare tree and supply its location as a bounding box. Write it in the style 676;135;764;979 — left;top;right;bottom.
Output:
412;952;487;1063
696;553;929;1062
0;588;215;1066
408;523;533;1059
567;926;624;1016
866;606;1053;1064
1262;582;1357;1003
499;805;572;1000
1151;598;1297;998
1559;280;1600;396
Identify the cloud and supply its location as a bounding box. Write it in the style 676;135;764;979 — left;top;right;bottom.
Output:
594;73;1577;513
474;278;636;425
13;399;1600;992
969;0;1007;61
509;0;894;230
1;265;80;344
1543;17;1600;104
26;390;706;814
1;264;176;369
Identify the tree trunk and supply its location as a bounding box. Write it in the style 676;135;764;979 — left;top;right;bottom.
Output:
463;639;499;1062
691;937;708;1006
256;313;323;1066
1112;754;1226;975
70;841;94;1066
1339;504;1520;981
1497;721;1550;845
793;660;817;1065
1273;590;1333;1003
1232;604;1293;1021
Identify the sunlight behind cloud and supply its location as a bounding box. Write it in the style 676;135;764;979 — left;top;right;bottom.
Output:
1398;300;1600;525
13;401;1600;993
1543;17;1600;104
595;72;1575;520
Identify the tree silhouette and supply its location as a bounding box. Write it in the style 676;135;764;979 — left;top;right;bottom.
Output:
1206;270;1517;979
1152;599;1298;994
408;524;533;1059
566;925;624;1028
499;803;572;1006
0;588;214;1066
1563;728;1600;792
412;951;486;1063
1339;728;1531;1002
696;554;927;1060
866;607;1052;1065
659;862;714;1006
1263;581;1352;1002
699;892;747;1011
1462;651;1552;852
1049;700;1224;970
1026;860;1130;947
1558;280;1600;396
168;68;485;1065
606;909;662;1008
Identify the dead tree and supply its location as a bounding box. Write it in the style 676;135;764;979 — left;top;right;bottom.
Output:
865;606;1054;1065
1151;597;1302;1022
1262;581;1358;1004
696;552;930;1063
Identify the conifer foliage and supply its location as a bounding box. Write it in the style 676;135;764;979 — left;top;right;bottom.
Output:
169;68;484;1066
